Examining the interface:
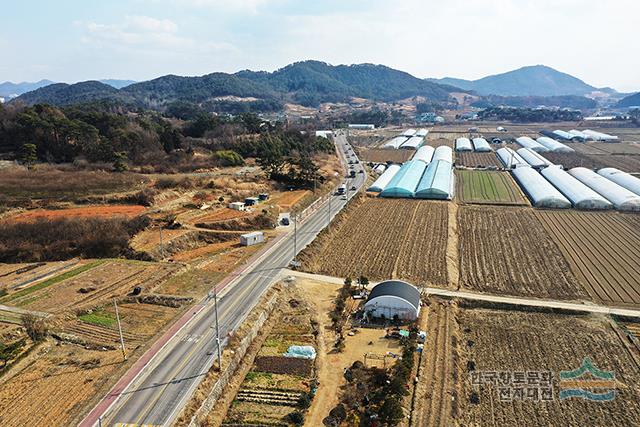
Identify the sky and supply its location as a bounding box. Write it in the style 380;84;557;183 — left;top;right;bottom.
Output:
1;0;638;91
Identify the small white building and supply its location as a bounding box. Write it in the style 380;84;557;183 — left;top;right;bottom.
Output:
229;202;246;211
240;231;264;246
364;280;421;321
348;124;375;130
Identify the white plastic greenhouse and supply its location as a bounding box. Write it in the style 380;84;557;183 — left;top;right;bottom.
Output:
472;137;492;152
541;166;612;210
368;164;401;193
516;136;549;152
598;168;640;196
383;136;408;149
569;130;589;141
552;130;574;141
536;137;574;153
432;146;453;163
568;167;640;211
380;160;427;198
497;147;528;168
583;129;619;141
512;167;571;209
414;160;454;200
413;145;435;164
373;164;387;175
415;129;429;137
400;136;424;150
455;137;473;152
402;129;417;137
517;148;553;168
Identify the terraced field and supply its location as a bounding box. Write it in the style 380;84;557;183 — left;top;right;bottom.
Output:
457;170;527;205
536;210;640;306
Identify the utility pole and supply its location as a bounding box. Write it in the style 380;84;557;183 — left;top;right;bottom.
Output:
113;298;126;361
159;226;164;260
293;212;298;262
213;286;222;370
327;192;332;229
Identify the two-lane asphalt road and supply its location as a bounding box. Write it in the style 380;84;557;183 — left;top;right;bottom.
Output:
94;132;366;426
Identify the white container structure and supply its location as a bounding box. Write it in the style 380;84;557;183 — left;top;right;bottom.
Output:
373;164;387;175
552;130;575;141
402;129;417;137
541;166;612;210
229;202;246;211
364;280;421;321
415;128;429;137
568;167;640;211
383;136;408;149
517;148;553;168
455;137;473;152
497;147;528;168
400;136;424;150
432;146;453;163
597;168;640;196
512;167;571;209
472;137;492;152
413;145;435;164
368;164;401;193
536;137;574;153
516;136;549;152
240;231;264;246
583;129;619;141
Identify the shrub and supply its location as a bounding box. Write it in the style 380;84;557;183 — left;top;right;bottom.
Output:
287;410;305;426
22;314;48;342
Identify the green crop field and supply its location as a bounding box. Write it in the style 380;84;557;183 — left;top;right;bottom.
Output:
457;170;528;205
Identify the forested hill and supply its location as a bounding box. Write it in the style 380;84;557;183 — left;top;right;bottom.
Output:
13;61;458;110
616;92;640;108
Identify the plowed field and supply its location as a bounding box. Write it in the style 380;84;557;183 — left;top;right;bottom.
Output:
536;210;640;306
9;205;146;222
458;206;587;300
456;152;502;168
457;308;640;426
358;148;413;164
299;197;449;286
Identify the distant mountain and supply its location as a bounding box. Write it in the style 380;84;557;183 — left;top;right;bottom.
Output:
13;61;458;109
99;79;136;89
431;65;602;97
0;79;55;98
616;92;640;108
15;81;126;106
471;94;597;110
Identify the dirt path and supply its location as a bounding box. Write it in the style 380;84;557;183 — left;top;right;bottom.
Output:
412;300;455;427
446;203;459;288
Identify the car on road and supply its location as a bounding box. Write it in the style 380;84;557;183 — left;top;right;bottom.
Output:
351;185;356;191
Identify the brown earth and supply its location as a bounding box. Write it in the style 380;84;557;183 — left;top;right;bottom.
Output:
456;152;502;168
7;205;146;222
358;148;414;164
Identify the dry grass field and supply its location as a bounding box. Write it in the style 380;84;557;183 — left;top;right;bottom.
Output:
458;206;588;300
536;211;640;306
9;205;146;222
456;307;640;426
358;148;413;164
299;197;449;286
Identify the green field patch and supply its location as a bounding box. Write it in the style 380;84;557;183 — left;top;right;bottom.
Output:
457;170;527;206
78;310;117;328
0;260;106;305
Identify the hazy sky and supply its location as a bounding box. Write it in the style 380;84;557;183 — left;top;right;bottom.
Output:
1;0;638;91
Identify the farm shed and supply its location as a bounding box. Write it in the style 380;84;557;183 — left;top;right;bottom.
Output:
569;167;640;211
373;164;387;175
400;136;424;150
380;160;427;198
402;129;417;137
512;167;571;209
383;136;408;149
368;164;401;193
432;146;453;163
497;147;528;168
240;231;264;246
541;166;613;210
517;148;553;168
364;280;421;321
516;136;549;153
455;137;473;152
229;202;246;211
415;128;429;137
472;137;492;152
413;145;435;164
415;160;454;200
536;137;574;153
598;168;640;196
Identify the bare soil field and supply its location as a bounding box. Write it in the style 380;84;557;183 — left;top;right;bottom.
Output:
456;170;527;205
456;152;502;168
572;142;640;155
536;210;640;306
456;307;640;426
0;259;83;290
458;206;588;300
299;197;449;286
358;148;413;164
8;205;146;222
